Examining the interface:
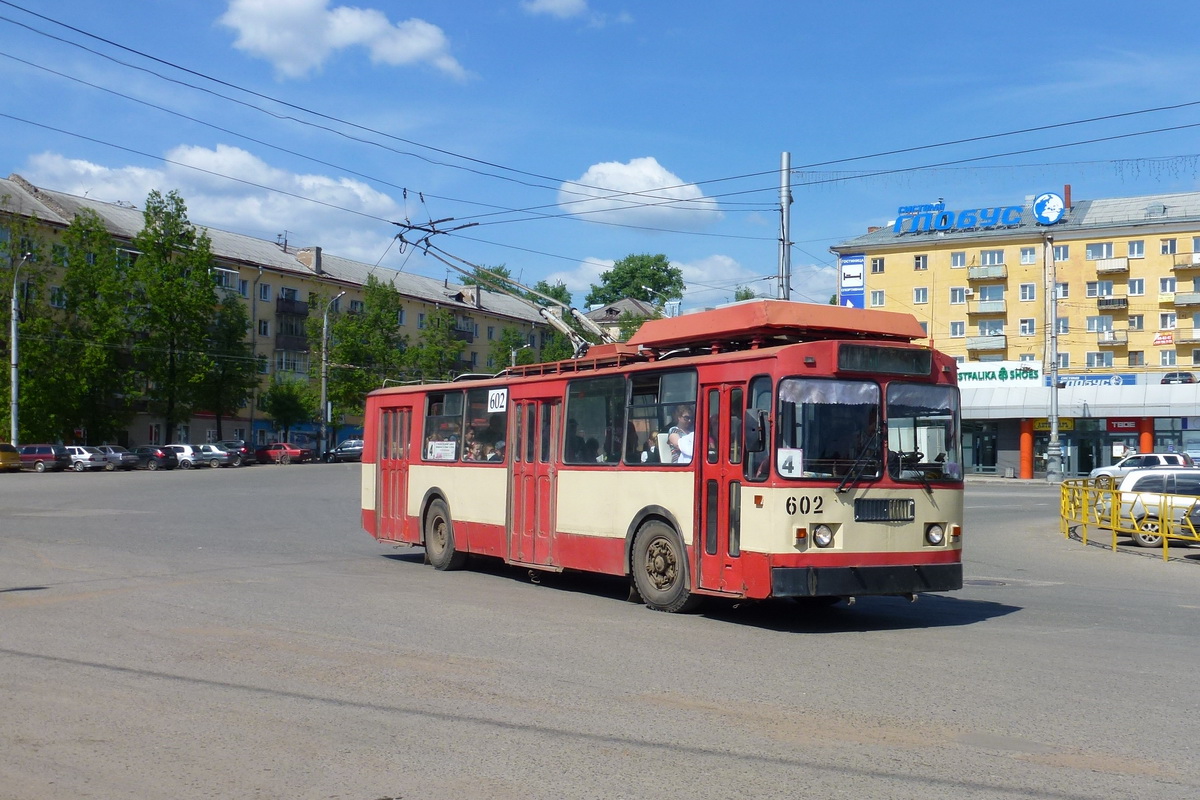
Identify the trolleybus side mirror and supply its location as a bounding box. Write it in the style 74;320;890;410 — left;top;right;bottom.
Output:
744;410;767;453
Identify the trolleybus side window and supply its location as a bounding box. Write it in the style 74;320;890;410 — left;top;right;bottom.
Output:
728;387;744;465
885;383;963;481
745;376;771;482
777;379;881;480
461;388;508;463
423;391;463;461
564;376;626;465
624;370;697;466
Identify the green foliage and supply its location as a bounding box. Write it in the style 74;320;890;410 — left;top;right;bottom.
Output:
460;263;520;295
260;377;318;440
617;310;659;341
490;326;535;368
194;292;259;439
529;279;571;307
128;191;219;441
404;308;464;381
585;253;683;306
733;285;758;302
324;275;410;418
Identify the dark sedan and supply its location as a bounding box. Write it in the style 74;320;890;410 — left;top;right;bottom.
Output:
325;438;364;463
219;440;257;466
133;446;179;471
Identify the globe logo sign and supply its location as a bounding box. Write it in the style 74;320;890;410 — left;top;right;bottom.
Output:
1033;192;1065;225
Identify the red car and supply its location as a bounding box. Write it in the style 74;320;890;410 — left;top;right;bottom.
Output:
254;442;311;464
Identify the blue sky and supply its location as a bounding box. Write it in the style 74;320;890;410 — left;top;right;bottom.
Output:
3;0;1200;310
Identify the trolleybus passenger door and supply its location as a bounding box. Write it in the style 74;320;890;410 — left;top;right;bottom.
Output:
377;405;413;542
696;385;745;594
509;398;559;565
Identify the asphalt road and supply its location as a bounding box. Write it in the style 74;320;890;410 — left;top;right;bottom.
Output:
2;468;1198;800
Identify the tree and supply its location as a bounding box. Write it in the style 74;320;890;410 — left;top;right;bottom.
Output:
733;285;757;302
404;308;464;380
260;377;317;442
460;263;520;295
490;326;535;368
194;292;259;440
322;275;409;432
127;191;219;442
585;253;683;306
529;279;571;308
61;209;142;444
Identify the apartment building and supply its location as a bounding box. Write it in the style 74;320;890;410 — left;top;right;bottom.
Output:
1;174;546;449
831;187;1200;477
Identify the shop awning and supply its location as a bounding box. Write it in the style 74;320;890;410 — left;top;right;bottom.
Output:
961;385;1200;420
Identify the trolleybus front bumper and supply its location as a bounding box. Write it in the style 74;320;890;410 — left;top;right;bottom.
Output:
771;563;963;598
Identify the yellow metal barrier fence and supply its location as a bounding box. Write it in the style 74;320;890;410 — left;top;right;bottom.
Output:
1060;478;1200;560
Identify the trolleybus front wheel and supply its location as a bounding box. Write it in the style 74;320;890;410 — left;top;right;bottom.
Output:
632;521;701;613
424;498;467;571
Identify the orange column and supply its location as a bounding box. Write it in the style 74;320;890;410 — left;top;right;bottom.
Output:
1019;419;1034;479
1139;418;1154;454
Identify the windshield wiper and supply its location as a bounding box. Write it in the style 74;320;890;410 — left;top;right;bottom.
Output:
836;428;881;494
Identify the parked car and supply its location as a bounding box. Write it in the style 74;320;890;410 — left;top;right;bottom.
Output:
325;438;364;463
96;444;140;471
195;443;235;468
219;440;256;466
132;445;178;471
1088;452;1193;488
0;442;21;472
164;444;206;469
255;441;310;464
1161;371;1197;384
65;445;110;472
1103;468;1200;547
19;444;72;472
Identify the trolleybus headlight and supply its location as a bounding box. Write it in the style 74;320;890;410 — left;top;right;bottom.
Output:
925;523;946;546
812;524;834;548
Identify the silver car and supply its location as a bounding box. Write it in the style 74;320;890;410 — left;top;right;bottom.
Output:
1101;467;1200;547
65;445;109;472
97;444;139;471
1087;452;1193;488
195;443;234;468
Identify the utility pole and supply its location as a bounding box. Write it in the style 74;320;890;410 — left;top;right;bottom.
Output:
320;290;346;462
779;152;792;300
1044;234;1062;483
10;253;30;446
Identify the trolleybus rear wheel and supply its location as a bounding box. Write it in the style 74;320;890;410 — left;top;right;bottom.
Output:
632;521;700;613
424;498;467;570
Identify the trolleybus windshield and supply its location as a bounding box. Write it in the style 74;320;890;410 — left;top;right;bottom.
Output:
775;378;881;480
885;383;963;482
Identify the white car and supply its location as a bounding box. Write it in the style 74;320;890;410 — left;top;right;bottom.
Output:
65;445;109;472
1087;453;1193;488
1101;467;1200;547
164;444;206;469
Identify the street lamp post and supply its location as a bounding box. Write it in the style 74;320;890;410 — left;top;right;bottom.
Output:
511;343;531;367
10;253;30;447
319;290;346;462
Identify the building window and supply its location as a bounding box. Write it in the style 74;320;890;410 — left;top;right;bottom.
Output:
954;355;966;365
237;279;249;297
1020;283;1036;301
1086;316;1113;332
870;257;885;273
981;249;1005;266
951;252;965;268
1161;350;1177;366
1085;242;1114;260
1020;247;1036;265
280;287;298;301
396;307;405;325
258;319;270;336
950;321;965;338
869;290;884;307
1056;318;1069;334
913;287;928;304
275;351;309;374
1020;318;1035;336
1086;281;1114;298
418;312;426;329
919;321;928;335
1058;353;1070;369
486;355;495;368
914;254;928;271
1161;277;1177;293
1162;238;1178;255
1161;312;1177;329
1128;278;1145;296
49;286;67;309
1053;245;1069;262
949;287;966;305
1128;351;1144;367
1129;315;1144;331
978;320;1004;336
1087;352;1113;368
1128;240;1144;258
1055;282;1069;299
979;284;1005;301
1020;354;1037;362
345;299;362;313
259;283;272;302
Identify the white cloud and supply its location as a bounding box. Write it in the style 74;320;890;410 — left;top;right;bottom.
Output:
558;157;722;229
520;0;589;19
24;147;408;265
218;0;466;80
543;257;611;305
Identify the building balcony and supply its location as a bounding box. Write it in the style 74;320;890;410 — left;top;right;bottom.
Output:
1096;329;1128;346
1175;326;1200;344
276;297;309;316
1173;253;1200;270
1097;293;1128;311
1174;291;1200;307
451;327;475;344
966;335;1006;352
967;264;1007;281
1094;257;1129;274
1159;292;1175;304
275;333;309;351
967;299;1006;315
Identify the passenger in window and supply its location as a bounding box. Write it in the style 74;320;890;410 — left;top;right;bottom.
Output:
667;405;695;464
641;432;660;463
464;441;484;461
488;441;505;462
582;438;601;462
565;419;585;462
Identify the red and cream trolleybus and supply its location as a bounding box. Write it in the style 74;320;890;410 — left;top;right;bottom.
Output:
360;300;963;612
